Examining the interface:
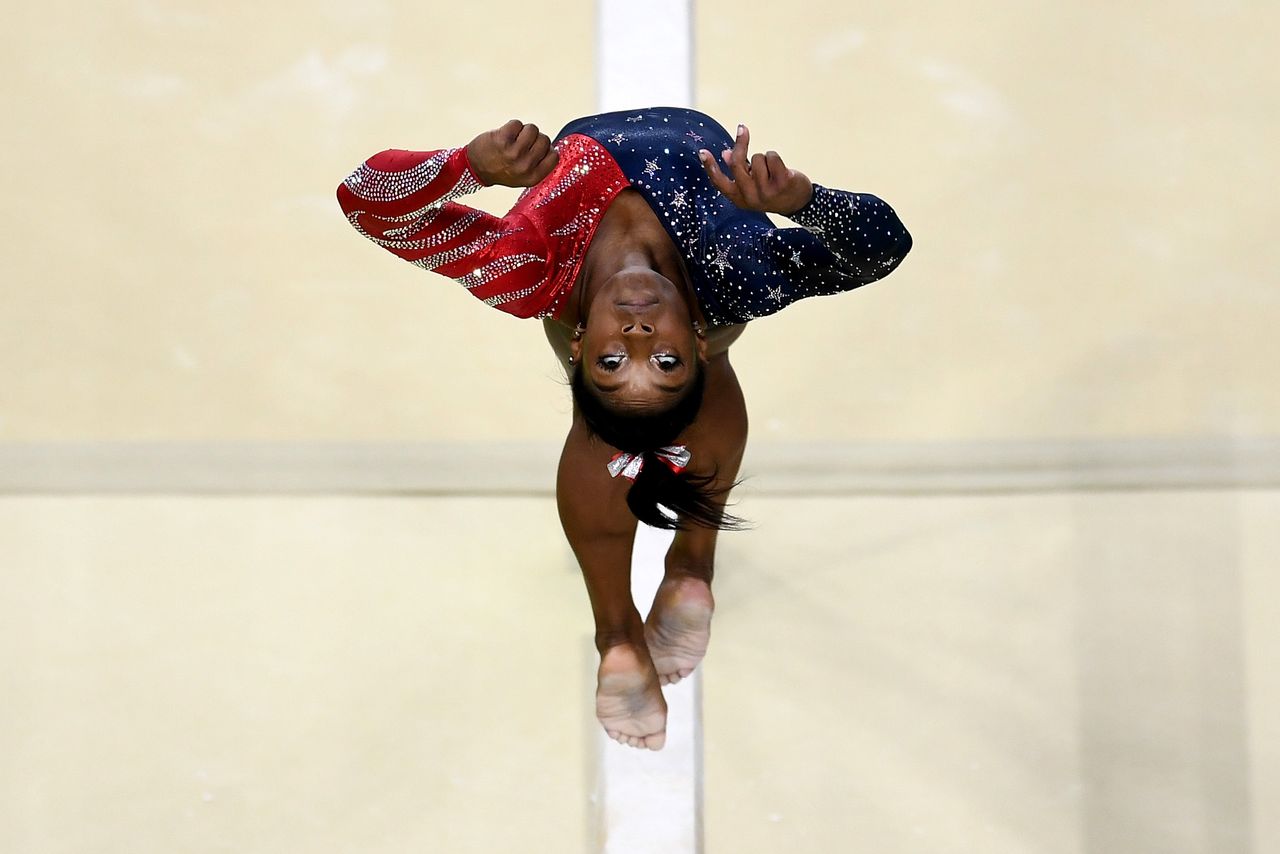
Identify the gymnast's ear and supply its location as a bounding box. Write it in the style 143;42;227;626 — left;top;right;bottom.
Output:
694;324;709;363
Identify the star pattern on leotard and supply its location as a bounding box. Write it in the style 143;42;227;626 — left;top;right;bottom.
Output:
709;246;733;274
548;107;911;326
344;107;911;327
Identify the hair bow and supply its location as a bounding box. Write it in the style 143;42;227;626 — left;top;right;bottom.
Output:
607;445;692;481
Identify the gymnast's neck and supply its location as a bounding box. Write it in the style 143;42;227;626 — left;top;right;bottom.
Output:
560;190;694;329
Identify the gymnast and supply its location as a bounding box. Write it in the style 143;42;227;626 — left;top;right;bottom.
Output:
337;107;911;750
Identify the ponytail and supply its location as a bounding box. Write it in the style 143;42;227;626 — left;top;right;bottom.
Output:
570;365;746;531
624;455;744;530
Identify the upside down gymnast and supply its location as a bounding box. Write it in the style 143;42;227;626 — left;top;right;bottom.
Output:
337;107;911;750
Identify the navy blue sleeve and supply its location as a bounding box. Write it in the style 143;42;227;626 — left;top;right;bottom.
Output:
768;184;912;299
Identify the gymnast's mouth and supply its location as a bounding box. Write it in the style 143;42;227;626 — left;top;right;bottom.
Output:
615;300;660;310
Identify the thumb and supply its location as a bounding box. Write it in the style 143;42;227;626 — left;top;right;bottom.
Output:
698;149;737;199
530;147;561;184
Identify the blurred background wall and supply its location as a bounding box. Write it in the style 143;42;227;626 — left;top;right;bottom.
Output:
3;0;1275;442
1;1;1276;852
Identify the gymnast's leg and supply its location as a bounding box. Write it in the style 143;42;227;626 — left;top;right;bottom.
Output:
646;353;748;685
556;421;668;750
645;534;718;687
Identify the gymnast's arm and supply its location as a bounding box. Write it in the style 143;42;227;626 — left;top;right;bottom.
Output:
699;123;911;294
336;120;560;268
781;184;912;285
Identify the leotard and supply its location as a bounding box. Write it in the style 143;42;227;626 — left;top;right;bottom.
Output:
337;107;911;325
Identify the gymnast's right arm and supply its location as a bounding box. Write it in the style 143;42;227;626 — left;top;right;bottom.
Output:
335;120;559;268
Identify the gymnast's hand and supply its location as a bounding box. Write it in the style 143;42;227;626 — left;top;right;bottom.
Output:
698;123;814;216
466;119;560;188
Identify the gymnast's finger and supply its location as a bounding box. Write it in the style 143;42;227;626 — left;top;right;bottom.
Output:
514;122;541;155
765;150;786;185
728;124;752;182
496;118;524;146
698;149;741;202
718;156;756;207
522;133;551;170
726;153;761;208
529;146;560;184
728;125;760;205
751;152;770;183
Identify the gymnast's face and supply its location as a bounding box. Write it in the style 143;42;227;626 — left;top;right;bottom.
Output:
572;268;708;410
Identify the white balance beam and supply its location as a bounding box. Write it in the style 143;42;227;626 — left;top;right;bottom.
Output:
597;0;694;112
591;525;704;854
593;3;702;852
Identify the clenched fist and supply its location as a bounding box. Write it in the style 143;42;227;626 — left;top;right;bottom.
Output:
698;123;814;216
466;119;560;188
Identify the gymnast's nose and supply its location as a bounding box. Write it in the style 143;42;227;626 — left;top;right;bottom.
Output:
622;322;654;336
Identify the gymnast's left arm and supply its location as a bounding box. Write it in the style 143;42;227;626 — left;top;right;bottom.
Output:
699;123;912;288
784;184;913;284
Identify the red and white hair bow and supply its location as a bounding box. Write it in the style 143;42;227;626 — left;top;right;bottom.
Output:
607;445;692;481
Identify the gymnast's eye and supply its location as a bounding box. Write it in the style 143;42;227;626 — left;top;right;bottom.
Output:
598;354;624;371
652;354;681;371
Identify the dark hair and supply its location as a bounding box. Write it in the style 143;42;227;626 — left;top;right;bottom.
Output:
570;364;746;531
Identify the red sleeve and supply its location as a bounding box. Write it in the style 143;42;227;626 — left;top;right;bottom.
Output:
337;146;508;274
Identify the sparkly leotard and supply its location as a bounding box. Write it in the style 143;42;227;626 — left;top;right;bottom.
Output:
337;107;911;325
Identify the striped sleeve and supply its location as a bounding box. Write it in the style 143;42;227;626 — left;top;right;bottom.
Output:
337;147;549;311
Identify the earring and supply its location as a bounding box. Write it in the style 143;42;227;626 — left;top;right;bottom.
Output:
692;320;705;337
567;355;574;365
573;323;585;340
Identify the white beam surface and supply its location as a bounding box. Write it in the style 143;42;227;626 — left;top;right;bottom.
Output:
594;525;703;854
597;0;694;111
594;3;702;852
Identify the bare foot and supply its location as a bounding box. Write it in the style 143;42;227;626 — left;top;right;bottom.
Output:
596;643;667;750
645;576;715;686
